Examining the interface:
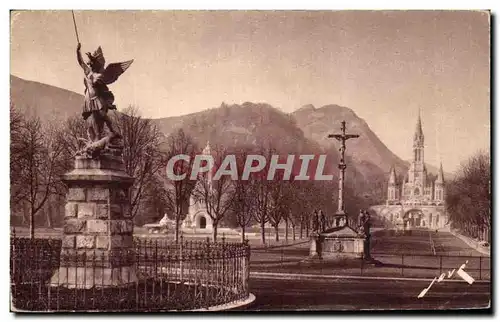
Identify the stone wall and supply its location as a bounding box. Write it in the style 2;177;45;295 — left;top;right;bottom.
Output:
62;186;134;252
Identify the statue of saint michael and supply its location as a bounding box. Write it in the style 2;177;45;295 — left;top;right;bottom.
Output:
76;43;133;156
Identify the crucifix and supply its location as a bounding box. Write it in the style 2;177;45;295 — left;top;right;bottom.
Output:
328;121;360;216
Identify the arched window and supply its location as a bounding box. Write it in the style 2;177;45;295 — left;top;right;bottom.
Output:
199;216;207;229
414;187;420;195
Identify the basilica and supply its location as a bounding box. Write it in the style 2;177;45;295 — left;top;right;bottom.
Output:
370;113;449;230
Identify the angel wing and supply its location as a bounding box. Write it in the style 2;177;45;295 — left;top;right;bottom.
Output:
101;60;134;85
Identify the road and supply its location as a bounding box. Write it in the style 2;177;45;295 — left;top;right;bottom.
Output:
246;276;491;311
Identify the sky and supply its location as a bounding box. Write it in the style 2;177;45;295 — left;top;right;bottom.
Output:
10;10;490;172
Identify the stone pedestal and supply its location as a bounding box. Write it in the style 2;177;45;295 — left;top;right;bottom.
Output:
309;214;368;261
50;153;136;289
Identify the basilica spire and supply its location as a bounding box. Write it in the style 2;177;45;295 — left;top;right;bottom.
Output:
436;162;444;184
413;108;424;145
388;166;397;185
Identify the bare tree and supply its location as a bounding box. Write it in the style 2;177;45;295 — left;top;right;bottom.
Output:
251;147;277;245
295;181;318;238
112;106;167;220
14;115;66;238
286;181;310;241
253;177;270;245
192;145;235;242
163;128;197;243
230;149;257;242
10;104;26;222
267;179;288;242
58;115;87;165
138;173;172;226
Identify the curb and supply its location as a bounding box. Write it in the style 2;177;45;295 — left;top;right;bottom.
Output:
11;294;257;313
252;240;309;251
250;271;491;283
190;293;256;311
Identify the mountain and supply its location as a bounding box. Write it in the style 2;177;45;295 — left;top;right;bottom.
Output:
292;104;408;175
10;75;83;124
151;102;349;179
9;76;428;201
153;102;320;152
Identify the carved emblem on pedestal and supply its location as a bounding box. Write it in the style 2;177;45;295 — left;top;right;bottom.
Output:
333;240;344;252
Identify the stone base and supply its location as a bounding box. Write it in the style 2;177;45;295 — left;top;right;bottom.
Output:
50;266;137;289
51;152;137;290
320;237;364;260
309;224;368;262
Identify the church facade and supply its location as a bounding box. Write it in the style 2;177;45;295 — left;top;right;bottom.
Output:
370;114;449;230
182;142;214;233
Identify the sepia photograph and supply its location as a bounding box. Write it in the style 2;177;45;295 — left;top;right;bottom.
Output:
8;9;491;312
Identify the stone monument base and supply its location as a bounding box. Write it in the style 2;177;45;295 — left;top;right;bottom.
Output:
50;152;136;289
309;225;366;262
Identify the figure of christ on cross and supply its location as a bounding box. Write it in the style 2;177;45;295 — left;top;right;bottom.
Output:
328;121;360;215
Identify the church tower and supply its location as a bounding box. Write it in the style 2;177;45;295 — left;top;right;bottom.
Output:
387;166;399;203
408;110;426;198
202;141;214;189
434;162;445;204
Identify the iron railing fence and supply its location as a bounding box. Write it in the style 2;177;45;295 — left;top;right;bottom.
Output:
249;246;490;281
10;235;250;312
367;252;490;280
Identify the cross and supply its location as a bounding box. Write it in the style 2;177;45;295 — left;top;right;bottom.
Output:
328;121;360;215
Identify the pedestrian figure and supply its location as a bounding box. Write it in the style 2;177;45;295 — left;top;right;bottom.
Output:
319;210;326;232
358;209;366;234
311;210;319;232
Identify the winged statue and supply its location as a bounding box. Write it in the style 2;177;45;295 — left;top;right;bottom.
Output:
76;43;133;157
